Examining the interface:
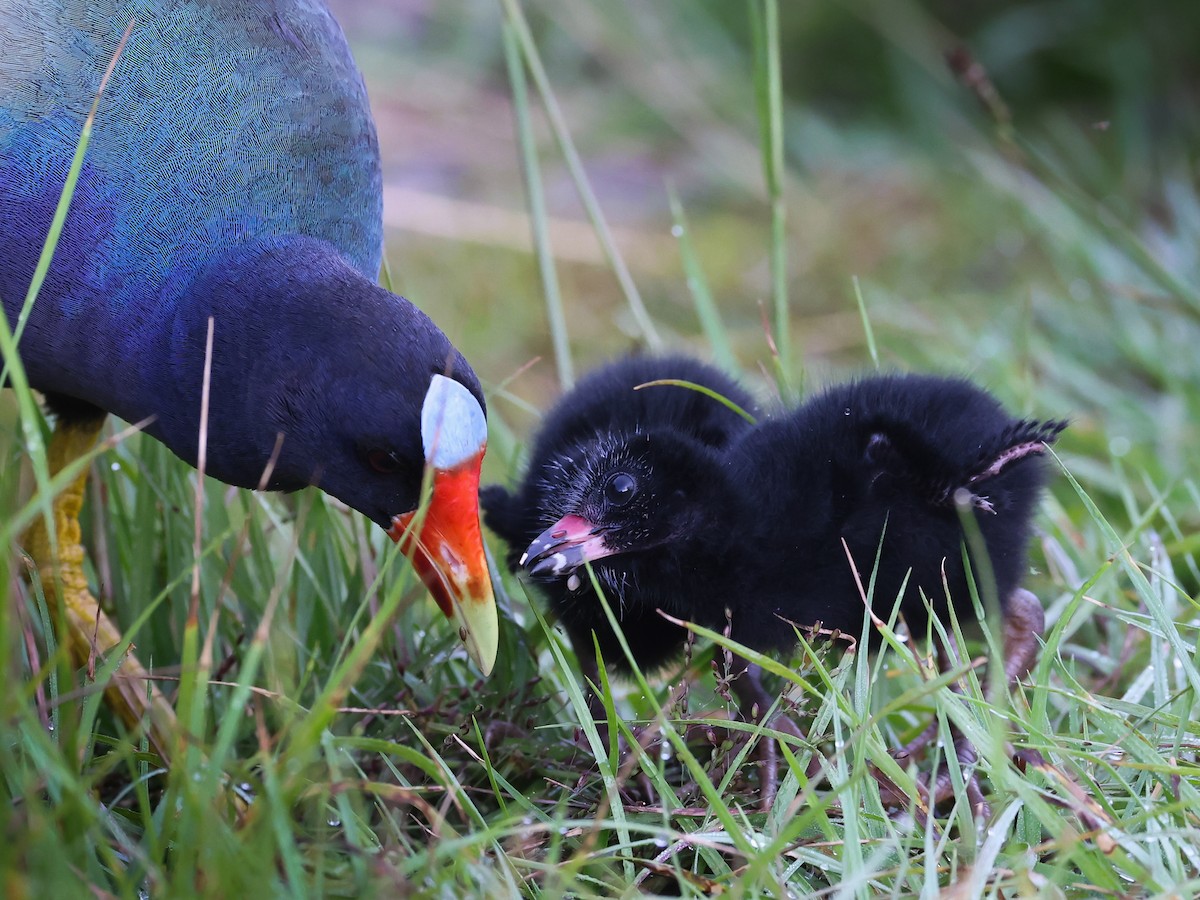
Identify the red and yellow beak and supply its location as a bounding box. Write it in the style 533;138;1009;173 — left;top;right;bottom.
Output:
388;376;498;675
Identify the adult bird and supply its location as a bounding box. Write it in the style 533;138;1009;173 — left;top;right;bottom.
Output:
491;363;1063;811
1;1;497;758
483;355;757;691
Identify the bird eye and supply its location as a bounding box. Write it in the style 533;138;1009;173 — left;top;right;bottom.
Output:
604;472;637;507
367;449;403;474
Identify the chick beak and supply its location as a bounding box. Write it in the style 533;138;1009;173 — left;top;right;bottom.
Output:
388;375;498;676
521;513;618;580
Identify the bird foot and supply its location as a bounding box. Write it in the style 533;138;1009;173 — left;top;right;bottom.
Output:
749;712;805;809
23;417;178;762
565;702;659;805
875;732;990;821
578;709;799;809
872;588;1046;822
583;721;664;806
725;661;806;809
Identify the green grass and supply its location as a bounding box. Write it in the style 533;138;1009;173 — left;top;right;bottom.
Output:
5;1;1200;896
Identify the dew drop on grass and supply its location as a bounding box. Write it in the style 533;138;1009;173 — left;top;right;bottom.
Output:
653;837;668;849
670;224;683;238
327;817;341;828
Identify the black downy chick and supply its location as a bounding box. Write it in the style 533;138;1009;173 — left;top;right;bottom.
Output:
482;355;758;677
725;374;1062;657
726;375;1064;810
734;376;1065;806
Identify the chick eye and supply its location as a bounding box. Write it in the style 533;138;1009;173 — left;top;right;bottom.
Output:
604;472;637;507
367;449;403;474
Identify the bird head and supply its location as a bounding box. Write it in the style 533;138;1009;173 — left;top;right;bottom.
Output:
159;244;498;674
386;374;498;675
301;369;498;676
519;431;730;600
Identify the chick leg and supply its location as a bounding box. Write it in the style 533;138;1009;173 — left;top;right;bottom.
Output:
23;414;177;761
999;588;1046;685
729;657;804;807
890;637;965;763
883;589;1045;816
925;588;1045;809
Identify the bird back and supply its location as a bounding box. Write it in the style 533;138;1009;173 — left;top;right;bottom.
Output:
0;0;382;319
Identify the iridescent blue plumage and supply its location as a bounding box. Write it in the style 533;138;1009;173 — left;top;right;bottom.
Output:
0;1;487;530
3;1;500;697
1;0;381;294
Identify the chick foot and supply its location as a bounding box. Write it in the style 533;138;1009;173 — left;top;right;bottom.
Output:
877;589;1046;820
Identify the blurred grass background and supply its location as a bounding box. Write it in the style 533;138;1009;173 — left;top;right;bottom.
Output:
4;0;1200;895
341;0;1200;485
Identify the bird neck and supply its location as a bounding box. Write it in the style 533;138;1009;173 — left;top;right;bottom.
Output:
140;235;398;490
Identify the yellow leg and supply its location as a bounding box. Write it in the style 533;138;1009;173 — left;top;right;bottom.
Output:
23;415;177;762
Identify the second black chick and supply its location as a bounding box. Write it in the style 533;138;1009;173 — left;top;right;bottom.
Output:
724;375;1064;810
729;374;1060;811
725;374;1062;659
483;355;758;675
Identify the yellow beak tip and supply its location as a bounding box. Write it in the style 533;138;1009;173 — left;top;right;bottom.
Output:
454;590;498;677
